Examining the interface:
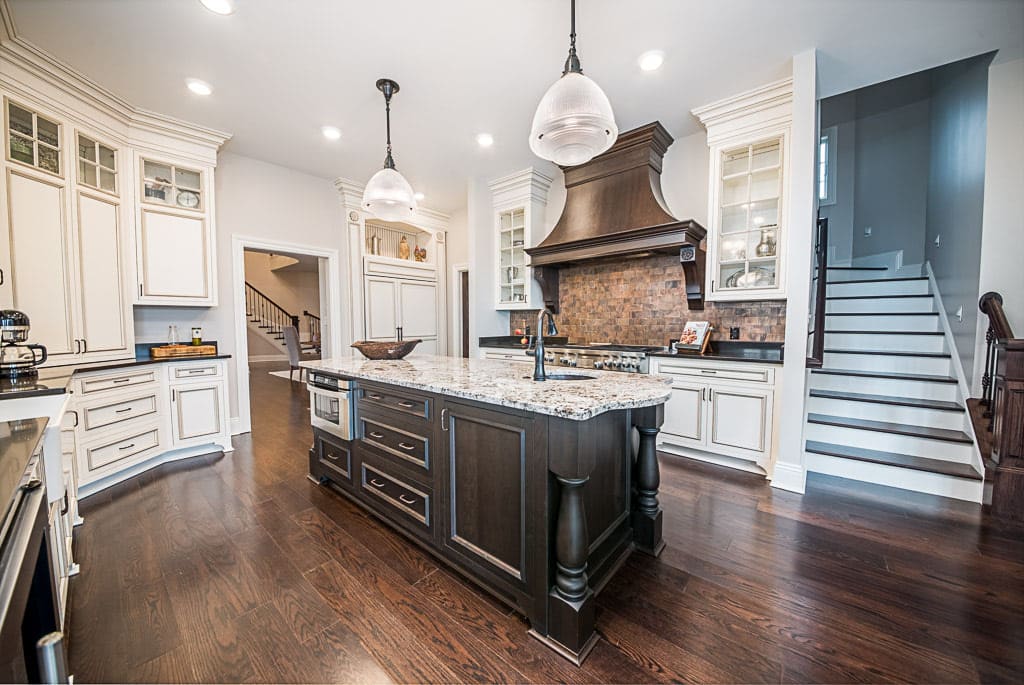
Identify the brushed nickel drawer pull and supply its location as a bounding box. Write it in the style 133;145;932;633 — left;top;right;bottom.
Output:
398;494;416;505
187;369;207;374
326;452;339;461
368;431;385;439
397;442;415;451
115;407;133;413
118;443;135;450
369;478;386;488
112;378;131;384
700;369;717;374
367;393;383;400
397;401;414;408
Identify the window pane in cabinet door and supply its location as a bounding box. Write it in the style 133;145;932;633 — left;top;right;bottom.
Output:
37;144;60;174
720;234;746;263
719;264;744;290
36;117;59;147
721;204;747;234
78;135;96;161
8;103;33;136
722;148;749;176
721;175;748;206
175;168;201;190
751;141;780;170
98;145;116;170
750;168;780;202
748;199;778;230
80;160;97;187
143;160;172;182
9;133;33;164
99;169;116;192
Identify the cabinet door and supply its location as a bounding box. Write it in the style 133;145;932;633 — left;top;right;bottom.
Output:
75;193;128;355
708;386;771;458
661;380;706;446
5;170;75;357
171;383;223;444
398;280;438;339
365;277;398;339
415;338;439;355
139;209;210;300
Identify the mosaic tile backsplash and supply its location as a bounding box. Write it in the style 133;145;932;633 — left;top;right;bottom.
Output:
510;254;787;346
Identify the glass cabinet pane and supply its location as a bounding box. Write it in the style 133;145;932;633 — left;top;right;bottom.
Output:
98;144;115;170
79;160;97;187
143;160;172;183
751;141;780;170
750;169;780;202
9;133;33;165
721;175;748;206
36;117;59;147
78;135;96;162
37;145;59;173
8;103;33;137
722;148;749;176
99;168;116;192
175;168;201;190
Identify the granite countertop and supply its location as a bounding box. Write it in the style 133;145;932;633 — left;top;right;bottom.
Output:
0;353;232;401
302;355;672;421
651;341;784;364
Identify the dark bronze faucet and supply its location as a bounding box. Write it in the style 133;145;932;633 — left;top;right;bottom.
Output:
533;308;558;381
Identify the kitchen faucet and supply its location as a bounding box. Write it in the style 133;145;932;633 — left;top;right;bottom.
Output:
532;308;558;381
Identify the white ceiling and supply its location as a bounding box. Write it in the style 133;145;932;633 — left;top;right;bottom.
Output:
9;0;1023;212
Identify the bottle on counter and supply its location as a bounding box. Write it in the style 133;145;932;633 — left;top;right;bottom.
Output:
167;325;179;345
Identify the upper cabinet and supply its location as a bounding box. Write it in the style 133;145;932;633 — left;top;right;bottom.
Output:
6;100;62;175
489;168;553;310
693;79;793;302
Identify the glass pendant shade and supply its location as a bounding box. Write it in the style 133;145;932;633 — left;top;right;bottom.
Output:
362;167;417;222
529;72;618;167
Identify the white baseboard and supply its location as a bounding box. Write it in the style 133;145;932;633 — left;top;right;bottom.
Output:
770;461;807;494
230;416;249;436
78;442;232;500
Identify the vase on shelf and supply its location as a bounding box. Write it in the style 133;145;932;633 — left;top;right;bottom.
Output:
755;228;776;258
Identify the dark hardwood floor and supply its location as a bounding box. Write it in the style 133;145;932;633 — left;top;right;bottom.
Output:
67;361;1024;683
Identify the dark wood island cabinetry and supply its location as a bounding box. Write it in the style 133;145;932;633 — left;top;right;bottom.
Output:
303;357;671;664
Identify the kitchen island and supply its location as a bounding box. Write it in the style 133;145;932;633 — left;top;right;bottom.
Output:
300;355;671;664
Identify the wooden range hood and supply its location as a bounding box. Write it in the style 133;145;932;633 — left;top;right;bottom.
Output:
526;121;707;311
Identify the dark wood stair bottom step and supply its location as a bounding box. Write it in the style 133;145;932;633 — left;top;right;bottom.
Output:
808;389;964;413
826;266;888;271
805;441;982;480
824;349;951;358
811;368;958;383
807;413;972;443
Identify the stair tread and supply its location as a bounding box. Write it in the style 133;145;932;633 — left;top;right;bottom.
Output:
808;389;965;412
824;348;951;358
826;294;934;300
827;276;929;285
826;311;938;316
826;266;888;271
807;413;972;443
828;330;945;336
805;441;982;480
811;368;958;383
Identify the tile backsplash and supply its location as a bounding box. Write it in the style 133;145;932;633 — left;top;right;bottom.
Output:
509;254;787;346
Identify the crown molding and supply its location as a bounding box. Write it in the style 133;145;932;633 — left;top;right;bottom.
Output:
691;77;794;145
488;166;555;207
0;0;16;42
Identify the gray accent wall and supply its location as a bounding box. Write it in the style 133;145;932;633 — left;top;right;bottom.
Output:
925;55;994;385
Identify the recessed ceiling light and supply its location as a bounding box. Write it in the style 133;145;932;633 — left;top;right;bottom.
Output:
199;0;234;15
413;192;425;201
186;79;213;96
321;126;341;141
638;50;665;72
476;133;494;148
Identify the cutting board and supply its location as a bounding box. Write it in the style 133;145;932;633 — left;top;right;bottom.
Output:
150;344;217;358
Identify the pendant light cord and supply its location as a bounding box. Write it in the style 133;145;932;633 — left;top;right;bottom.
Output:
383;85;396;169
563;0;582;75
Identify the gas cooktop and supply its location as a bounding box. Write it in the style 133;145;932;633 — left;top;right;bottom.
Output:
541;343;664;373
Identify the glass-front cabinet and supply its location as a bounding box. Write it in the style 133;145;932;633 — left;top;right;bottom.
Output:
498;207;527;306
140;157;203;211
715;137;783;295
489;168;553;311
77;134;117;193
5;99;62;175
694;78;793;302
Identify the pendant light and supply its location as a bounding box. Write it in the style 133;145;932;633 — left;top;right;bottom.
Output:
362;78;417;221
529;0;618;167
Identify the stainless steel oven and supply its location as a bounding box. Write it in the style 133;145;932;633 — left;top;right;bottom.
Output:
307;372;354;441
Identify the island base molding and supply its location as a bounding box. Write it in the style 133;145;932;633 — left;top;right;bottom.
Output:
307;375;667;665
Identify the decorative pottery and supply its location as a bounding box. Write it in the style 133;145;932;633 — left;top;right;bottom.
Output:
351;338;422;360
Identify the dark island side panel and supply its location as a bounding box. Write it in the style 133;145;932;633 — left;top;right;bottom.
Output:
510;253;786;345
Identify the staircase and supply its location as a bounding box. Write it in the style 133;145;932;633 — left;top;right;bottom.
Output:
803;265;985;502
245;282;319;354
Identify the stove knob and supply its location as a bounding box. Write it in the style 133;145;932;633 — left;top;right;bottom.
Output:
570;359;578;367
593;361;603;370
559;357;568;365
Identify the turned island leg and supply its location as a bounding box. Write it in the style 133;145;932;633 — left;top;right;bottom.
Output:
632;405;666;556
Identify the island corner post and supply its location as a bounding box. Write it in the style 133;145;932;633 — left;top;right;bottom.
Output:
531;403;666;664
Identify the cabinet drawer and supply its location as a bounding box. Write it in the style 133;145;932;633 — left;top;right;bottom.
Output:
82;392;159;431
358;415;430;472
360;460;431;530
79;369;157;394
655;361;771;384
314;432;352;483
85;426;161;472
358;386;430;421
169;363;222;381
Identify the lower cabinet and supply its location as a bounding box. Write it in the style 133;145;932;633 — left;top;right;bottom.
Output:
652;357;779;475
170;383;224;446
479;347;535;365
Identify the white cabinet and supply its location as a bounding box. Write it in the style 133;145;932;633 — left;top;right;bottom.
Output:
364;274;439;350
489;168;553;310
75;191;129;355
480;346;535;365
653;356;779;475
137;208;211;301
170;383;224;446
693;79;793;302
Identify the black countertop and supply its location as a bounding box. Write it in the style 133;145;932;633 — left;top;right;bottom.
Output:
1;417;47;519
478;336;569;350
0;352;232;401
651;340;784;364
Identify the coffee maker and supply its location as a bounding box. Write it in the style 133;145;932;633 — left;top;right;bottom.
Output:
0;310;48;378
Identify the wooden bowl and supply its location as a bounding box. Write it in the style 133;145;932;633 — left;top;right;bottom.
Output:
351;339;422;360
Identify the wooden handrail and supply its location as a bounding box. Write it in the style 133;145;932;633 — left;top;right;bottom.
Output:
980;292;1013;340
806;216;829;368
245;282;299;331
303;310;320;321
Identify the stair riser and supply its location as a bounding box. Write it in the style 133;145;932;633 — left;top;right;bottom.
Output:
826;315;939;332
803;423;973;462
826;270;890;282
810;371;959;402
805;397;966;431
826;280;930;297
824;332;946;353
805;453;983;502
826;297;935;314
821;353;951;376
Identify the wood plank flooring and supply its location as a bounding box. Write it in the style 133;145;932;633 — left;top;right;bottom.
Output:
67;361;1024;683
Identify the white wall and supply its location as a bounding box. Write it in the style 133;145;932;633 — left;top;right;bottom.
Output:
467;176;507;356
972;57;1024;395
818;93;856;263
134;151;347;425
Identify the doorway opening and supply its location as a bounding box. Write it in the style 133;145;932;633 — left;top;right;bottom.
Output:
451;263;470;357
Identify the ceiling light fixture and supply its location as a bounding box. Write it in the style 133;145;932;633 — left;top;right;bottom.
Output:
476;133;494;148
638;50;664;72
529;0;617;166
361;78;417;222
186;78;213;96
321;125;341;141
199;0;234;15
414;192;425;201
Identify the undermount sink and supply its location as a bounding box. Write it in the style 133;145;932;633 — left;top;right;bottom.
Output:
524;373;598;381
